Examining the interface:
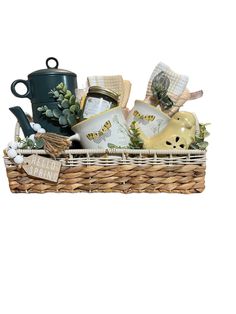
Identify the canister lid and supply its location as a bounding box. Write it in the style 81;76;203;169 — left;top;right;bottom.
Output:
88;86;119;102
28;57;77;77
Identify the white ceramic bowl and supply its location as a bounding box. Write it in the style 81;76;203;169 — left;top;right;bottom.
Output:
71;107;130;149
127;100;170;137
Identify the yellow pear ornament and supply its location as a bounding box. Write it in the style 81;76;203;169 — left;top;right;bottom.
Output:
139;111;196;150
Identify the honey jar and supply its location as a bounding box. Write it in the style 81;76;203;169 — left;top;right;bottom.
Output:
82;86;119;119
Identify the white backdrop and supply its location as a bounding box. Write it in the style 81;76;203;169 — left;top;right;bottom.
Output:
0;0;235;313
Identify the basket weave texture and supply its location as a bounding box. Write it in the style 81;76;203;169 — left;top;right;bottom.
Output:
4;149;206;193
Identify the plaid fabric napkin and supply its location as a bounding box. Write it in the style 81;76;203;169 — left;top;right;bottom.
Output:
146;62;189;100
87;75;131;108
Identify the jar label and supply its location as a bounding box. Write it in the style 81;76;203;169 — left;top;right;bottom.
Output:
83;97;112;118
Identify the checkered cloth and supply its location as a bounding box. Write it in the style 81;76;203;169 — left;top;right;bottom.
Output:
87;75;131;108
146;62;189;100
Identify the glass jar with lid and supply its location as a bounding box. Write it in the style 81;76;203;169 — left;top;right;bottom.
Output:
82;86;119;119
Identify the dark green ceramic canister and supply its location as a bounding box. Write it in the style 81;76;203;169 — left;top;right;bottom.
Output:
10;57;78;135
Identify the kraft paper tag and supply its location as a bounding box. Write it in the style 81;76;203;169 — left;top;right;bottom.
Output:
22;155;61;182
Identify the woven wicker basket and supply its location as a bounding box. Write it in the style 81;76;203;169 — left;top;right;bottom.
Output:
4;148;206;194
4;120;207;193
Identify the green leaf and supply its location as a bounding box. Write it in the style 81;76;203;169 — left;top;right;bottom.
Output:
194;135;202;143
65;90;72;99
70;105;76;113
128;121;143;149
46;109;54;118
35;138;44;149
56;82;64;91
61;99;69;109
189;143;199;150
108;143;125;149
58;94;64;102
199;123;210;138
37;105;48;112
67;114;77;126
197;141;208;150
37;106;45;112
53;108;62;118
76;109;83;120
69;95;76;105
75;105;82;114
26;139;35;148
53;90;60;98
190;123;210;150
59;115;68;126
62;109;70;116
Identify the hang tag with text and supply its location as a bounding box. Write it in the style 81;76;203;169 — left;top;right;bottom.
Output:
22;155;61;182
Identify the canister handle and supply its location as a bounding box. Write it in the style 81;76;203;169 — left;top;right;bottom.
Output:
46;57;59;69
11;79;31;99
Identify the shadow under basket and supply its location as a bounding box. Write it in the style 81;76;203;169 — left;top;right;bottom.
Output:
4;148;206;193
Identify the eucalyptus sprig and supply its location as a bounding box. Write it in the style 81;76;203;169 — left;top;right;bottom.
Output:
151;71;174;110
107;122;143;149
128;121;143;149
190;123;210;150
37;82;82;127
16;136;45;149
